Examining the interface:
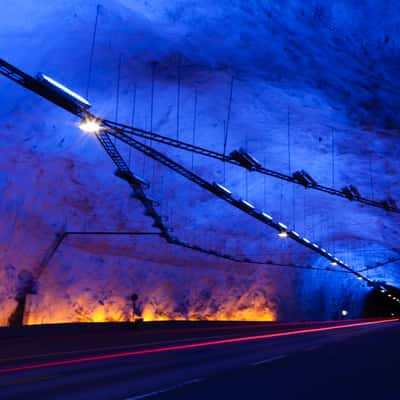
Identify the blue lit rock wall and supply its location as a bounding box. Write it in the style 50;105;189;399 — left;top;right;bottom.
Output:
0;1;399;325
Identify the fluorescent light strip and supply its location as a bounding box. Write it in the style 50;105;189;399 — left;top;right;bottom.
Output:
41;74;90;106
261;212;273;221
215;183;232;195
240;200;255;209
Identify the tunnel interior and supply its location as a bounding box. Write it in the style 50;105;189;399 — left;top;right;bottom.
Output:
363;286;400;318
0;2;399;325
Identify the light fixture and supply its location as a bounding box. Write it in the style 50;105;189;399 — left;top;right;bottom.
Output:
229;148;261;170
79;118;102;133
291;231;300;238
292;170;318;187
303;238;311;244
261;212;273;221
239;199;255;209
278;222;288;230
331;261;338;266
38;73;91;107
341;310;348;317
212;182;232;196
357;276;363;280
278;231;288;238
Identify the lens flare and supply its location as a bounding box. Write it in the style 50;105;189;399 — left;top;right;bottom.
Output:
79;118;102;133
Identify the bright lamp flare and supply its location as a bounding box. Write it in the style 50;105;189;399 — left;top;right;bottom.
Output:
79;119;102;133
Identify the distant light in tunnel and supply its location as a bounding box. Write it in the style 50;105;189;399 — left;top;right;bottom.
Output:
79;118;102;133
341;310;348;317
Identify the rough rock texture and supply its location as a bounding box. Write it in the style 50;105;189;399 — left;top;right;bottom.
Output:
0;1;399;325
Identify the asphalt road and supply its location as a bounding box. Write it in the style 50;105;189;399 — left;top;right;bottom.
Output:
0;319;398;399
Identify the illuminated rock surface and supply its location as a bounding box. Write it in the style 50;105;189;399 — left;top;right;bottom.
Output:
0;1;399;325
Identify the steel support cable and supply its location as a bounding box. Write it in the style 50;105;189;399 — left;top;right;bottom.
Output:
101;119;399;214
103;125;372;282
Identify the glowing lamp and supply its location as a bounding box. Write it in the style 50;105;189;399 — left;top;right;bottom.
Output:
79;118;102;133
341;310;348;317
278;231;288;238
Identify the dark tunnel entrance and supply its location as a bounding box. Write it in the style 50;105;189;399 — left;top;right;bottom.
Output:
363;285;400;318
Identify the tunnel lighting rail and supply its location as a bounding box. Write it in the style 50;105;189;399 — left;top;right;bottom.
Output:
102;125;375;282
101;127;400;303
0;59;90;116
0;58;397;214
94;131;341;273
0;58;383;281
0;59;350;275
101;119;399;214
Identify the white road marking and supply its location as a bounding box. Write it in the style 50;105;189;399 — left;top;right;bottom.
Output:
251;354;287;366
125;378;204;399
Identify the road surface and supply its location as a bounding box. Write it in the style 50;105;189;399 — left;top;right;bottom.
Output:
0;319;398;399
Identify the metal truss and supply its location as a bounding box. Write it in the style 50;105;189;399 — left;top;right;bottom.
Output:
102;119;399;214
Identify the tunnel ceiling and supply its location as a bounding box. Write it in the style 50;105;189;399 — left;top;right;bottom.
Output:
0;0;399;324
